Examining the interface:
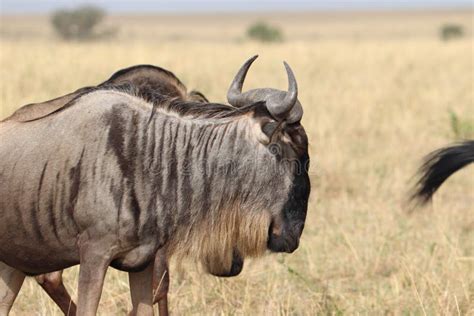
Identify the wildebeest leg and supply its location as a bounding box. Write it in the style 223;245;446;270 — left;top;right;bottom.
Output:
128;262;154;316
35;271;76;316
0;262;25;315
152;250;169;316
76;245;111;316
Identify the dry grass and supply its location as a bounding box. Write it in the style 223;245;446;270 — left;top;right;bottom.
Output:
1;10;473;315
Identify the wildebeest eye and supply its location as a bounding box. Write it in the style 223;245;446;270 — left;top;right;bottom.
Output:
262;121;279;139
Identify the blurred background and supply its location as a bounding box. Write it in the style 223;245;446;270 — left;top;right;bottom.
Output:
1;1;473;315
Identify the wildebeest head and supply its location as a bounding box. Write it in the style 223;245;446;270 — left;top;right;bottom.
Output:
227;55;310;255
167;56;310;277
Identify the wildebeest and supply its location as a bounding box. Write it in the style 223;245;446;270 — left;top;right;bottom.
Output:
25;64;208;315
411;140;474;205
0;55;310;315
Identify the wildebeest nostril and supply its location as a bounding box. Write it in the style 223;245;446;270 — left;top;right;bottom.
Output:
266;218;304;253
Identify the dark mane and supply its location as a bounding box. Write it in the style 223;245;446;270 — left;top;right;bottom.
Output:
91;83;263;120
163;98;264;119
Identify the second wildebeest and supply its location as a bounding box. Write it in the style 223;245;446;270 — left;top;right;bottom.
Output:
0;55;311;315
25;63;208;315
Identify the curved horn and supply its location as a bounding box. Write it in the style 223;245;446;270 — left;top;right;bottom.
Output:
227;55;258;107
267;61;298;117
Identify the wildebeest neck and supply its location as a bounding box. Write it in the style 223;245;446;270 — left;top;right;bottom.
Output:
142;109;290;274
102;102;278;252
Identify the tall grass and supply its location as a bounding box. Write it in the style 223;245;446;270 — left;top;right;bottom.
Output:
1;11;473;315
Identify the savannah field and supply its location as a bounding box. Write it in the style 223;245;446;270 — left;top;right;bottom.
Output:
0;10;473;315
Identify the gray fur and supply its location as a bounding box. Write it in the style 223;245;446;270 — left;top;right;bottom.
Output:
0;89;295;274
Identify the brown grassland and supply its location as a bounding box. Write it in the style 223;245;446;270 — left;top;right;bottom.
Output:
0;10;473;315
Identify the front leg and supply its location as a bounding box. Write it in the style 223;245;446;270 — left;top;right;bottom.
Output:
129;262;154;316
76;243;112;316
0;261;25;316
152;249;169;316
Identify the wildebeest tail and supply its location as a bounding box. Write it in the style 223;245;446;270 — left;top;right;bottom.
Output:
412;140;474;205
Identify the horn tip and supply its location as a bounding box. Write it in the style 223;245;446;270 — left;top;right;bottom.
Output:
283;61;296;83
